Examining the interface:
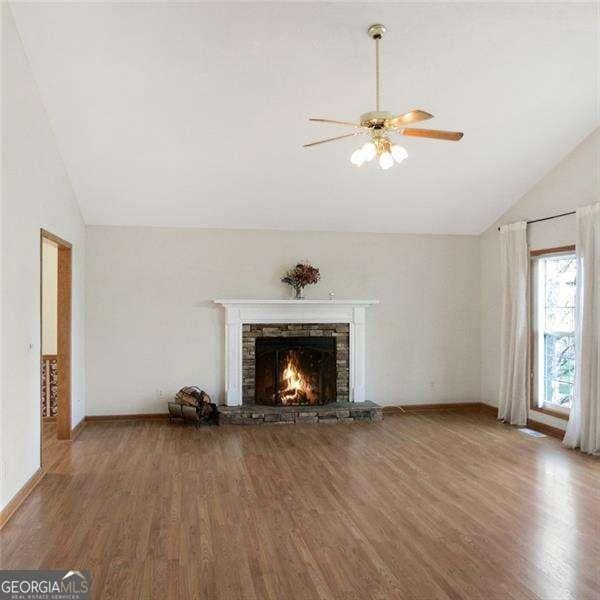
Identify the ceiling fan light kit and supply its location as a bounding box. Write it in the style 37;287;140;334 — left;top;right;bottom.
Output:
303;24;463;171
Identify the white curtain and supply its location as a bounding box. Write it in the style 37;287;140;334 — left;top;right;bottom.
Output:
498;221;529;426
564;203;600;455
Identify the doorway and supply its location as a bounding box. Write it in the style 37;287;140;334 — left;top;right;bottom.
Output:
40;229;72;469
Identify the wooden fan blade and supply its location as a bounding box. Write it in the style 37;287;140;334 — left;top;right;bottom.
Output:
302;131;367;148
401;128;463;141
309;118;364;127
385;110;433;128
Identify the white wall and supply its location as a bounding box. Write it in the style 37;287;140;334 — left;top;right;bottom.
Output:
41;239;58;355
1;5;85;510
86;227;481;415
480;127;600;430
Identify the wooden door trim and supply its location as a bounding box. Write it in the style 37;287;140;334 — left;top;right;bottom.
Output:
41;229;72;249
41;230;72;450
56;243;72;439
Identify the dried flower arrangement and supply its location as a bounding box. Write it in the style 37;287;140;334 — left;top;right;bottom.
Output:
281;262;321;299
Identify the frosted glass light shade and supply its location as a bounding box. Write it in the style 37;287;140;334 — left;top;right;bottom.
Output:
391;145;408;163
350;148;365;166
361;142;377;162
378;151;394;170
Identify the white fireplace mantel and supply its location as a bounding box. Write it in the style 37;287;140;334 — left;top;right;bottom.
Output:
214;299;379;406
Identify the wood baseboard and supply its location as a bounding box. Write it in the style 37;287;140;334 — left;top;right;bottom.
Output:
526;418;565;439
71;417;87;439
90;405;493;420
86;413;170;422
383;402;490;414
0;468;44;530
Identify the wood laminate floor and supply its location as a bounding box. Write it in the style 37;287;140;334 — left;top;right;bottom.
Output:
42;418;71;471
1;411;599;599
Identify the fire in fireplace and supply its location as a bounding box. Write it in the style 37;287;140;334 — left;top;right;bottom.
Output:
255;337;336;406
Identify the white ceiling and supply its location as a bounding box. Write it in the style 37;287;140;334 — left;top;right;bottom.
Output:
10;1;599;234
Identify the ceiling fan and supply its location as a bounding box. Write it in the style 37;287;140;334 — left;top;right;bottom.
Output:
303;24;464;170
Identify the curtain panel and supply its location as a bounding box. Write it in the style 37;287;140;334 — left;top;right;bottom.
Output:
564;203;600;455
498;221;529;426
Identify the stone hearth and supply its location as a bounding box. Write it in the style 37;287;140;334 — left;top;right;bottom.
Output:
219;401;382;425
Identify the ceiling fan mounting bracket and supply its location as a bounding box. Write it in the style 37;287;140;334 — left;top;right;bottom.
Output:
360;110;393;128
367;24;386;40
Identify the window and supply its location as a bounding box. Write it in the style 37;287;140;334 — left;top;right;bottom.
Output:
531;247;576;416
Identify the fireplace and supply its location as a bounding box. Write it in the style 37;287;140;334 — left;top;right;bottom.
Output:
215;299;379;407
242;323;350;405
255;336;336;406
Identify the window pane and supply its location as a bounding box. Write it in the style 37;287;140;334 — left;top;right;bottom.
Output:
534;252;576;412
544;333;575;408
545;306;575;332
544;256;576;332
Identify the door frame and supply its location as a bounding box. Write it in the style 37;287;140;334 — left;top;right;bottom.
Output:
40;229;72;447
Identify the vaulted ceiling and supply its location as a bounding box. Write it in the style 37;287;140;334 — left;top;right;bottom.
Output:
10;2;599;234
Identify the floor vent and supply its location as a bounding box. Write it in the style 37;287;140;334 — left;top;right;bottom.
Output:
518;428;547;438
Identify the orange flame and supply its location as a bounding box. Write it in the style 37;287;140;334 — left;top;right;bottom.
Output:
279;352;315;405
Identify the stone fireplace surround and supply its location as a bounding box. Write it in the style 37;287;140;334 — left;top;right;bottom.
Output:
242;322;350;405
213;299;381;424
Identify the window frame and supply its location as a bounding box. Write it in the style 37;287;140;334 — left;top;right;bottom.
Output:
529;245;575;421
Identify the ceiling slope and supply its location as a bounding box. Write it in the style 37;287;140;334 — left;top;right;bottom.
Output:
10;1;599;234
